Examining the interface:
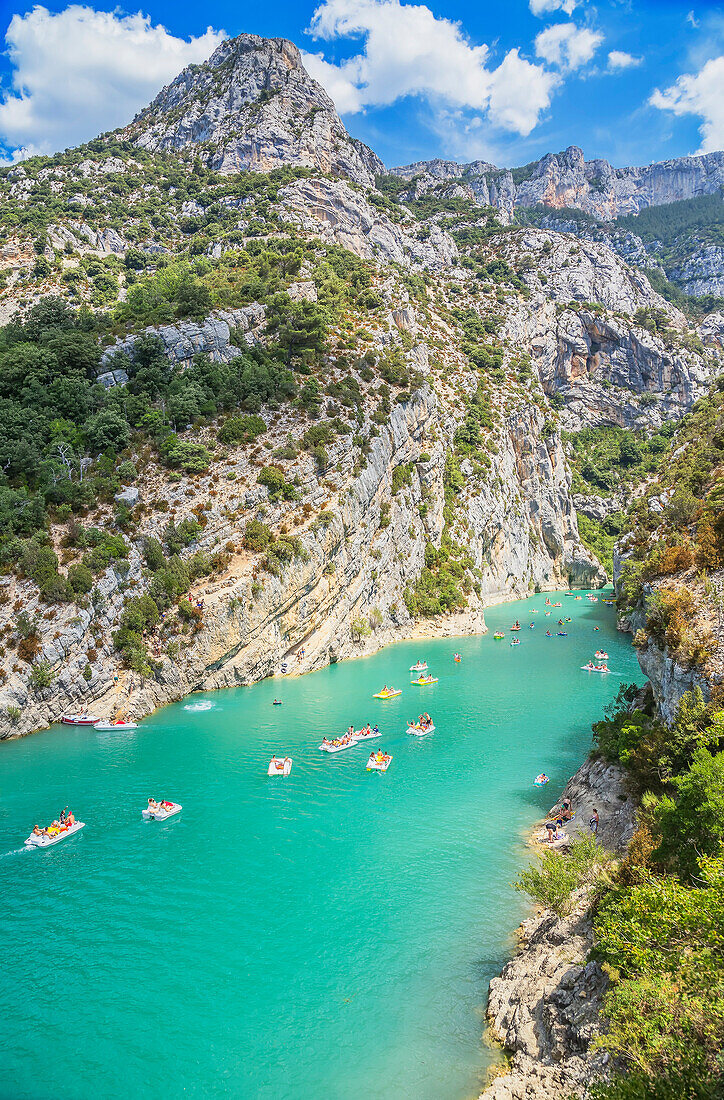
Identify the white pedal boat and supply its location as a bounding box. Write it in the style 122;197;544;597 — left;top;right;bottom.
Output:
407;723;435;736
268;757;292;776
581;664;610;673
319;738;358;753
60;713;101;726
142;801;182;820
367;753;392;772
25;821;85;848
352;728;381;742
409;661;428;672
94;720;138;731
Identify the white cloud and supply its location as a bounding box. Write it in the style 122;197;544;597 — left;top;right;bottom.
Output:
687;11;700;29
534;22;602;72
0;5;225;159
650;56;724;153
529;0;580;17
607;50;642;71
305;0;558;136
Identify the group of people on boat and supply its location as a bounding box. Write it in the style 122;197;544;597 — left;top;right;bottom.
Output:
147;798;175;813
31;808;75;839
410;713;433;730
368;751;391;766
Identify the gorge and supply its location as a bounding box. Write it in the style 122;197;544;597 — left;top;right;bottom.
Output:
1;26;724;1100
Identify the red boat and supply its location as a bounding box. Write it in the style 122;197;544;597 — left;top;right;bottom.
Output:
60;713;102;726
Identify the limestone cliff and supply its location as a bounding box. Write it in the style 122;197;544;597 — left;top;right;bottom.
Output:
393;145;724;222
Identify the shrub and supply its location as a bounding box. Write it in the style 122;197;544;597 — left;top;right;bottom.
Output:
218;414;266;445
257;465;298;501
68;562;93;595
514;833;609;916
29;661;55;691
243;520;272;553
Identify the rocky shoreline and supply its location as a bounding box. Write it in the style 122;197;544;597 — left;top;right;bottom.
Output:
479;755;636;1100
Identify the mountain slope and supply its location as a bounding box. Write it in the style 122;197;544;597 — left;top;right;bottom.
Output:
122;34;383;186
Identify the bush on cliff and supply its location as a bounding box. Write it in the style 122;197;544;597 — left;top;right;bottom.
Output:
514;833;609;916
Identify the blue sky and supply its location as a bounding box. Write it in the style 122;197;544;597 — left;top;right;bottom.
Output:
1;0;724;168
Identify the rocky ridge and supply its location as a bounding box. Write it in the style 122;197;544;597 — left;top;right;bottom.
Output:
393;145;724;222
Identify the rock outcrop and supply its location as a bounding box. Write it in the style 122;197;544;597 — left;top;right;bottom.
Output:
124;34;383;186
279;176;457;270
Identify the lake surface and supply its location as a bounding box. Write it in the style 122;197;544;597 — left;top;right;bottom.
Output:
0;591;640;1100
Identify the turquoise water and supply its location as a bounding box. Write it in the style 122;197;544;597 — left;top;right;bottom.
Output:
0;592;639;1100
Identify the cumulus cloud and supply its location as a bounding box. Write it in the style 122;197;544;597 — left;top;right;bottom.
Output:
0;5;224;160
607;50;642;70
304;0;559;136
534;22;602;72
650;56;724;153
529;0;580;16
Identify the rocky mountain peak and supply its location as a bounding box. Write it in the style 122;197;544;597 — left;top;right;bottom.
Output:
122;33;383;186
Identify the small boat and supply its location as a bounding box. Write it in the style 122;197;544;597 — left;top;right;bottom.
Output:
493;632;505;639
557;632;568;637
587;596;598;602
94;719;138;731
603;598;615;606
142;801;182;820
582;663;610;674
267;757;292;776
407;722;435;736
60;714;101;726
352;727;381;742
367;752;392;772
552;602;562;607
533;774;549;787
530;609;538;614
510;625;521;631
453;654;461;662
373;687;402;699
411;675;438;685
25;821;85;848
595;651;609;660
574;596;582;600
529;623;535;629
409;661;428;672
272;700;283;706
319;737;358;753
510;639;521;647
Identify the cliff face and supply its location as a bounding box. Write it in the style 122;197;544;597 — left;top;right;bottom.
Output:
123;34;383;186
393;145;724;221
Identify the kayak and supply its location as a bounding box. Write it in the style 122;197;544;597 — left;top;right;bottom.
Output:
373;688;402;699
60;714;101;726
534;775;549;787
407;723;435;736
142;802;182;820
319;738;358;753
25;821;85;848
557;632;568;636
409;662;428;672
94;720;138;731
411;676;438;685
267;757;292;776
367;754;392;772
